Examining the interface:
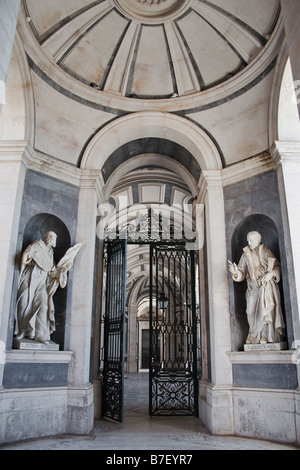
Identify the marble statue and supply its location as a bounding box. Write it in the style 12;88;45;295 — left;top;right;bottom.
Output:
14;231;82;344
228;231;285;345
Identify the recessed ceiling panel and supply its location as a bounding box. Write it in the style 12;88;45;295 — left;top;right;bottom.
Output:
130;25;174;97
61;9;129;86
23;0;280;99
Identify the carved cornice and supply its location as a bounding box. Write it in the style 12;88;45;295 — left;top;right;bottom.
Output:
222;152;275;187
80;169;105;203
0;140;29;161
22;142;82;187
270;141;300;169
198;152;276;201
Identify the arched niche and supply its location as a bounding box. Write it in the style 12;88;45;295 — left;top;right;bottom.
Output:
231;214;284;351
20;213;71;349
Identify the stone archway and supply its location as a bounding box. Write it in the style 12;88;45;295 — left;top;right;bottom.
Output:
80;111;223;174
78;109;229;427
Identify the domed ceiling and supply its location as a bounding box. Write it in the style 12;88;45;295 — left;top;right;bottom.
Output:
23;0;280;99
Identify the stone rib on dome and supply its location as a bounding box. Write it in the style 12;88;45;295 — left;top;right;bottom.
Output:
23;0;280;99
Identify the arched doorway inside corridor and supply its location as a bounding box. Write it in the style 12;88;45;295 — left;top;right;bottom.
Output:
99;165;202;423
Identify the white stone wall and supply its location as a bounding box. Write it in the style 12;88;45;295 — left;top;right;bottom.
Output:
0;0;20;113
281;0;300;119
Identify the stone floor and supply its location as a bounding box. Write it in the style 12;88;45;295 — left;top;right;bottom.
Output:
0;373;299;451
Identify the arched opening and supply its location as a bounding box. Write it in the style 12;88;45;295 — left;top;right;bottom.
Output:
99;158;201;421
83;112;221;423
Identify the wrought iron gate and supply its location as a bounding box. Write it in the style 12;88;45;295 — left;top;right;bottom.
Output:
101;239;127;423
149;243;200;417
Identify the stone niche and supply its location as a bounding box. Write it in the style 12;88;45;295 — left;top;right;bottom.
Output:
231;213;285;351
15;213;71;350
224;172;298;394
8;170;79;352
224;170;293;352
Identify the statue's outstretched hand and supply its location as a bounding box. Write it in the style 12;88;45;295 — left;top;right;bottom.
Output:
228;260;239;276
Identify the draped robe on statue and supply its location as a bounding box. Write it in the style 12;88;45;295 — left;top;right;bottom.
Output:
15;239;56;342
15;240;82;343
232;244;285;344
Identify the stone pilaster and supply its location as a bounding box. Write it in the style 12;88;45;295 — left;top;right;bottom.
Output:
0;140;27;386
67;170;100;434
198;170;234;435
271;141;300;344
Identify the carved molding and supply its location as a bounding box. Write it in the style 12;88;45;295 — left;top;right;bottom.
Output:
136;0;167;5
114;0;192;23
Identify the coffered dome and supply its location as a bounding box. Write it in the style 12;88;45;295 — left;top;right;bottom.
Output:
22;0;280;100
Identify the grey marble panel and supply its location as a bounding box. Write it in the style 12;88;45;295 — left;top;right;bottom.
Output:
3;362;69;388
233;363;298;389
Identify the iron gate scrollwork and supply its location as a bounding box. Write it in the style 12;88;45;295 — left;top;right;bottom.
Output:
149;243;199;417
101;239;127;423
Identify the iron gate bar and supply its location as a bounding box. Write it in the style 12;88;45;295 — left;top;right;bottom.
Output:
102;239;127;423
101;239;200;421
149;242;199;417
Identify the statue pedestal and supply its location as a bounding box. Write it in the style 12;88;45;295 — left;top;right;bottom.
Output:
13;338;59;351
244;342;287;351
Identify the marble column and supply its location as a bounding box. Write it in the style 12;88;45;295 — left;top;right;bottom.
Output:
67;170;100;434
198;171;234;435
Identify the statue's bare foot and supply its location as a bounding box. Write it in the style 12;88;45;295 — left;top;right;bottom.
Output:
260;336;267;344
16;332;25;340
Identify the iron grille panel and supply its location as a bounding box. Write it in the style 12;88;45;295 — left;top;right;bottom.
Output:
102;240;127;423
149;243;199;417
151;374;195;416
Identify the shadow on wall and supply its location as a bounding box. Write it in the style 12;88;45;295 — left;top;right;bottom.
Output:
231;214;285;351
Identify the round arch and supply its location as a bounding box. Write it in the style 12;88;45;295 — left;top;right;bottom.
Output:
269;43;300;145
103;154;199;200
80;111;223;175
